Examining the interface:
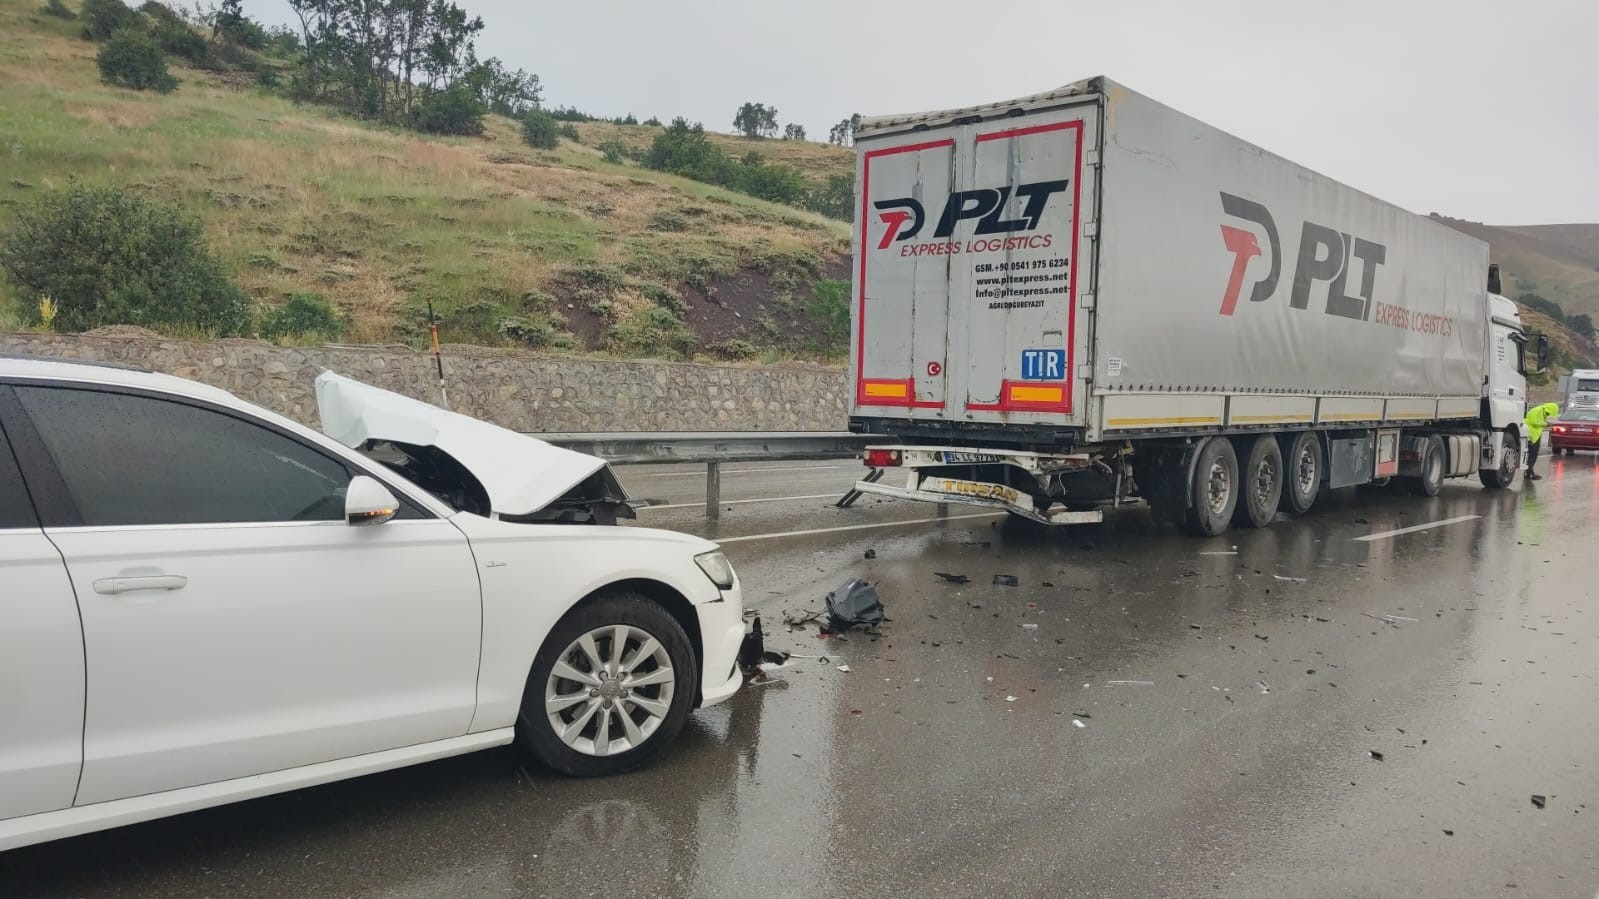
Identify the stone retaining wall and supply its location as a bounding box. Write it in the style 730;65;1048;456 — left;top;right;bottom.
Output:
0;331;849;432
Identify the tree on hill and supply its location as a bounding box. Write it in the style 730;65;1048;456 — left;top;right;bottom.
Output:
783;123;805;141
1519;292;1567;323
827;113;861;146
1569;313;1595;340
733;102;779;139
96;27;178;92
465;57;541;117
287;0;490;131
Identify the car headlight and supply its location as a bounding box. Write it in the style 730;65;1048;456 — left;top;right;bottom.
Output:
694;550;736;589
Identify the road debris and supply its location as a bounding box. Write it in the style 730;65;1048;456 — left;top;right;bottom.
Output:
783;609;823;630
825;578;885;632
1107;680;1154;686
738;618;793;678
1005;695;1018;702
1072;719;1086;728
1532;794;1547;809
864;548;877;559
934;572;971;584
1273;575;1307;583
993;574;1020;587
1368;750;1385;761
1199;551;1239;556
836;664;851;673
1021;623;1039;630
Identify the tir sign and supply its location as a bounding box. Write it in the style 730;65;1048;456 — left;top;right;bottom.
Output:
1020;349;1066;381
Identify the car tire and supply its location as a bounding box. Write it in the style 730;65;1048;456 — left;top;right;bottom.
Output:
517;590;698;777
1407;435;1444;496
1232;435;1282;528
1182;437;1238;537
1278;431;1322;515
1479;429;1521;489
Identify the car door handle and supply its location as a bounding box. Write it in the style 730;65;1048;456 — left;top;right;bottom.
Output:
93;575;189;595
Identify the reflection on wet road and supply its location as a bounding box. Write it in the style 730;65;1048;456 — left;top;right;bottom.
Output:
5;458;1598;897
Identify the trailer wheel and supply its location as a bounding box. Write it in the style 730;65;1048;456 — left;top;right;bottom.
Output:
1232;435;1283;528
1182;437;1238;537
1278;431;1322;515
1480;428;1520;490
1407;436;1445;497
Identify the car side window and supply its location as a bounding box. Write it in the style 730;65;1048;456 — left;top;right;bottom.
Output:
0;420;37;529
14;386;353;527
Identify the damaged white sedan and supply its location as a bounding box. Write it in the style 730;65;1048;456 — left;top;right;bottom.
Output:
0;358;747;852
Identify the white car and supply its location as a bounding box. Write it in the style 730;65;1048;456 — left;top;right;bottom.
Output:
0;357;746;851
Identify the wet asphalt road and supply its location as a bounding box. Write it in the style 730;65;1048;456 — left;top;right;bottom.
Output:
5;457;1598;897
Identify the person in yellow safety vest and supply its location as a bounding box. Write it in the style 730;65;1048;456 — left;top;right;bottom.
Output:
1524;401;1561;480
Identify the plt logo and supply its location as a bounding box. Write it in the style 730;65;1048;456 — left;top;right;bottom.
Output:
1217;192;1388;321
874;181;1069;250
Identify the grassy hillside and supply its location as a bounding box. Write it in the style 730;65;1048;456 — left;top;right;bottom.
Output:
1433;216;1599;319
0;0;850;360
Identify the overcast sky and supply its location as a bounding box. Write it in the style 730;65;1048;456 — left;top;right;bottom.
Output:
255;0;1597;224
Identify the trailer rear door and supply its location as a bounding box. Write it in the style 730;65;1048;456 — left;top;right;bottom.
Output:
853;102;1097;426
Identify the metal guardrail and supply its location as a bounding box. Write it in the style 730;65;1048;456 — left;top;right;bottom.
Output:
539;432;869;520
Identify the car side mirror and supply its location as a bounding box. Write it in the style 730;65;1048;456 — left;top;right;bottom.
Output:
345;475;399;526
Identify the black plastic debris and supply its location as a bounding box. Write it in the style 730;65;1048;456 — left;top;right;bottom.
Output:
864;548;878;560
1368;750;1385;761
825;578;885;632
993;574;1020;587
738;618;792;677
934;572;971;584
1532;794;1547;809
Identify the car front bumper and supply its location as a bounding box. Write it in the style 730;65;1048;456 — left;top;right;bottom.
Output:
696;583;746;707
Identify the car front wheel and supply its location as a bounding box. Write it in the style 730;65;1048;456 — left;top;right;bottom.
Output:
518;591;699;777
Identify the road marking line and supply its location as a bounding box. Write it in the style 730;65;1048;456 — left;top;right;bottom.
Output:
642;465;847;479
1354;514;1481;542
639;493;838;511
717;512;1001;544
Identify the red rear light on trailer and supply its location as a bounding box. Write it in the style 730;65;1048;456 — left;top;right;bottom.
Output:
865;449;903;468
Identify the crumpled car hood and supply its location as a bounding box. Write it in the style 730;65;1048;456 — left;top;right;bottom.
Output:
314;371;623;518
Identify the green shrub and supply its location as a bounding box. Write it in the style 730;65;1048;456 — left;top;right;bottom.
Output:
414;83;485;136
0;183;252;335
96;28;177;92
806;278;850;353
642;115;661;127
804;172;853;221
610;307;696;358
80;0;141;39
41;0;75;19
733;153;806;204
520;109;560;149
256;66;280;88
558;123;580;142
146;7;209;64
645;118;735;186
706;338;757;360
260;292;342;340
600;139;626;164
498;316;572;349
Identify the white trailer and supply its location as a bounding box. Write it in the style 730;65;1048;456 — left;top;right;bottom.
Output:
848;77;1547;535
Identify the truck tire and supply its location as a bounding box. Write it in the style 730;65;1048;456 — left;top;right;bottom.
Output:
1407;436;1444;497
1480;429;1520;490
1182;437;1238;537
1232;435;1283;528
1278;431;1322;514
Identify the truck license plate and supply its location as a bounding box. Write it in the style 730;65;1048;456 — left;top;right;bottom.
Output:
928;478;1022;505
941;451;1004;464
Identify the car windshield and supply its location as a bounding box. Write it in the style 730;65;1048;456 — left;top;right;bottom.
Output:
1577;379;1599;392
1558;409;1599;422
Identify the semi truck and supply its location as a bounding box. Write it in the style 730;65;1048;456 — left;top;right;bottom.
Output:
1558;369;1599;410
847;76;1547;536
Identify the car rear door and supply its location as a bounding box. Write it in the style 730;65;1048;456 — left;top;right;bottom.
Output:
3;382;483;806
0;402;84;821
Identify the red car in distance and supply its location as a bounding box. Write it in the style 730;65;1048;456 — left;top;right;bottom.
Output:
1549;408;1599;454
